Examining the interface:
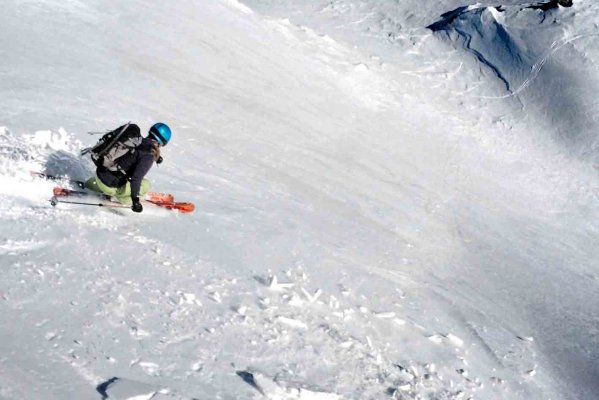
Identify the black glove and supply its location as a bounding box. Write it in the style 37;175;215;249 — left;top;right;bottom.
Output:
131;196;143;213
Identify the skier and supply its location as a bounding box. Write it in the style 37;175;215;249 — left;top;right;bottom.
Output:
85;122;172;213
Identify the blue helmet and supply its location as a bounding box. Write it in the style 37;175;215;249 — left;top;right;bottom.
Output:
149;122;172;146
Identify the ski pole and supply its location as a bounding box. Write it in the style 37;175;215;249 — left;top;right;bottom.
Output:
49;197;129;209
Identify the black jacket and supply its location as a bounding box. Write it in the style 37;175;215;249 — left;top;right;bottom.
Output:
97;124;155;199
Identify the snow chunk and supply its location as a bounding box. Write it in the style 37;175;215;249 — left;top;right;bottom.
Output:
179;292;200;305
277;316;308;330
130;326;151;338
208;292;222;303
235;305;248;315
427;334;444;344
268;275;295;291
426;333;464;347
97;377;158;400
374;311;395;319
517;336;535;342
525;369;537;377
301;288;322;303
396;383;411;391
490;377;506;385
237;371;341;399
137;362;160;376
446;333;464;347
191;361;203;372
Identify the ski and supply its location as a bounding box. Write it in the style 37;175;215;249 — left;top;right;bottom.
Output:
51;187;195;213
53;187;110;200
146;200;195;213
35;172;194;212
53;187;176;205
31;171;86;189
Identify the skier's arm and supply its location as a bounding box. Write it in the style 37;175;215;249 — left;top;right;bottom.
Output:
130;154;154;200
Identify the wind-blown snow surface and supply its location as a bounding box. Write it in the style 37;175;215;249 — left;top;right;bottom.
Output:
0;1;598;399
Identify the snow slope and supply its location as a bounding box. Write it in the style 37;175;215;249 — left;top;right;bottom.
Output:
0;0;598;399
428;1;599;161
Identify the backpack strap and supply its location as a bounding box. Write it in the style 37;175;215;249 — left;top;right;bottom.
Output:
81;122;131;156
95;122;131;157
108;131;145;181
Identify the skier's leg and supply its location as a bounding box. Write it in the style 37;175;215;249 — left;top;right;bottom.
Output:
85;177;101;192
86;176;118;197
114;184;132;205
114;179;150;204
139;179;151;197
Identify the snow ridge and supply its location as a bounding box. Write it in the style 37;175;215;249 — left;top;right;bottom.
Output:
428;5;535;93
427;1;599;162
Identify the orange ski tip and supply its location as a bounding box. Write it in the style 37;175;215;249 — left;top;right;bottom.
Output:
175;202;195;213
151;201;195;213
146;192;175;203
53;187;68;196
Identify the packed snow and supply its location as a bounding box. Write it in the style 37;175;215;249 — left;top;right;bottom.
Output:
0;0;598;399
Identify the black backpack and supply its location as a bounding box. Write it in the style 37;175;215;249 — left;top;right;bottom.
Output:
82;123;143;174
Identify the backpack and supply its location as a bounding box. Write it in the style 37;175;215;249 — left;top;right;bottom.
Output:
81;122;143;175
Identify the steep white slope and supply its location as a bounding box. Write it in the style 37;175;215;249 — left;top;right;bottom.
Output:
236;2;599;399
0;1;597;400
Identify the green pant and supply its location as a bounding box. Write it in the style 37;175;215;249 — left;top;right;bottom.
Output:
85;176;150;205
